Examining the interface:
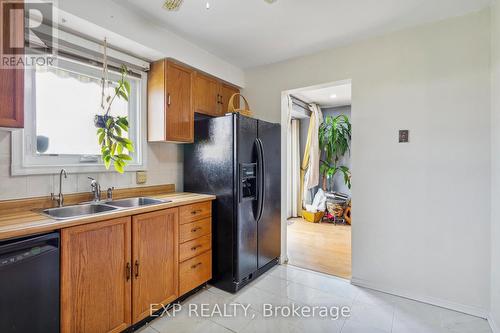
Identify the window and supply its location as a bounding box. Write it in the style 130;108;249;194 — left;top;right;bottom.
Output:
12;50;148;175
35;59;132;156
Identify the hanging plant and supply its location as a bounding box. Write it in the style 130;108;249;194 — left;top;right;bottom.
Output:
95;38;134;174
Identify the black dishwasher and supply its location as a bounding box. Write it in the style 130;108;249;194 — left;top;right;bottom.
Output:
0;232;60;333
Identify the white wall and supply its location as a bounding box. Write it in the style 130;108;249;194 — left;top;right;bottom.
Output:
244;9;491;315
491;0;500;329
58;0;245;87
0;131;183;200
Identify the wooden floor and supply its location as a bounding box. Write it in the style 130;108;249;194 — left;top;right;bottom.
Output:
287;218;352;279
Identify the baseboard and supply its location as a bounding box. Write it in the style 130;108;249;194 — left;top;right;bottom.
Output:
350;277;488;319
488;314;500;333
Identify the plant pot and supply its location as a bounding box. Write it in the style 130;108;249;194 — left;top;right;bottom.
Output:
36;135;49;153
94;115;112;128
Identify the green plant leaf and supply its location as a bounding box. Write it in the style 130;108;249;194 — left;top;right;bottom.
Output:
117;154;132;161
125;143;134;153
123;80;131;96
103;154;112;169
118;117;129;127
114;125;122;136
117;143;123;154
116;89;128;102
98;132;105;145
116;120;128;132
114;160;124;173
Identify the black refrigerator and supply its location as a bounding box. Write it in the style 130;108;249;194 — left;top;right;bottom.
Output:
184;113;281;293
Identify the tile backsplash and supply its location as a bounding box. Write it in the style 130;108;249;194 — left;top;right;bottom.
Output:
0;131;183;200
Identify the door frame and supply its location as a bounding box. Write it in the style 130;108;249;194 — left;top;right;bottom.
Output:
279;79;352;268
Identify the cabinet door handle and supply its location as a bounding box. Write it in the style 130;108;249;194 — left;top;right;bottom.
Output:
134;260;140;279
167;93;171;106
191;209;202;215
191;262;202;269
126;262;131;281
191;226;202;232
191;245;202;251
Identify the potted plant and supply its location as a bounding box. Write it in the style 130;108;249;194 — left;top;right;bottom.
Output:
319;114;352;191
95;38;134;174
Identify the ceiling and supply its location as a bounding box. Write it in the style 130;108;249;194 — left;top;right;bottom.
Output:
114;0;491;68
294;83;352;108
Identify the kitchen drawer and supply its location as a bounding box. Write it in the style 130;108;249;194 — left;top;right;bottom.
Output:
179;218;211;243
179;251;212;296
179;201;211;224
179;234;211;262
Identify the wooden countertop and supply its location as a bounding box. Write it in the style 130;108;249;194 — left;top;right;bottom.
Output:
0;192;215;241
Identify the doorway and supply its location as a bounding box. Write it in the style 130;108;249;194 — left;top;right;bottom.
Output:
282;80;352;280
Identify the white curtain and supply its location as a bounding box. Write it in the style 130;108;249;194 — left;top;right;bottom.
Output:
290;119;301;217
283;94;294;218
302;103;323;205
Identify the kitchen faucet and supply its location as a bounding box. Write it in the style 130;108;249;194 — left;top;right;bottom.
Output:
88;177;101;202
51;169;67;207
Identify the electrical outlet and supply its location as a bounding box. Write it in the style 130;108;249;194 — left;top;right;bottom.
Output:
136;171;147;184
399;130;409;143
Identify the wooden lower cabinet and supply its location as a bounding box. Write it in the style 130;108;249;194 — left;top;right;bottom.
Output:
179;234;211;262
179;218;211;243
61;217;132;333
178;203;213;296
179;201;212;223
60;202;212;333
132;208;179;323
179;251;212;295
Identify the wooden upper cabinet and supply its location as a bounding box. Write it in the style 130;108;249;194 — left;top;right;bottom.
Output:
0;0;24;128
131;208;179;323
0;68;23;128
194;72;220;116
148;58;241;142
61;217;132;333
194;73;240;117
219;83;240;115
148;60;193;143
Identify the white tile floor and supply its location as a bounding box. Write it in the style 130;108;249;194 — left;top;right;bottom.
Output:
138;264;492;333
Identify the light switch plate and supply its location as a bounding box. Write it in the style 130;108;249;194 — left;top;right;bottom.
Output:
136;171;147;184
399;130;409;143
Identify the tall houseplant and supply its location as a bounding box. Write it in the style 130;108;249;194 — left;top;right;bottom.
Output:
95;38;134;174
319;114;352;191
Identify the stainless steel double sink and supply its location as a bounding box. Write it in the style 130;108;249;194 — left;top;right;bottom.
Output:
40;197;170;220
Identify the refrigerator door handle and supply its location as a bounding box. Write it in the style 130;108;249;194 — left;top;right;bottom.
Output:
256;138;265;223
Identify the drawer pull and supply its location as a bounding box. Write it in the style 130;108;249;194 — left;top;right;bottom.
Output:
191;262;202;269
191;245;202;251
191;227;202;232
191;209;202;215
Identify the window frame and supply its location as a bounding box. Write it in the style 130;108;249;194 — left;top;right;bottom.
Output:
11;57;148;176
